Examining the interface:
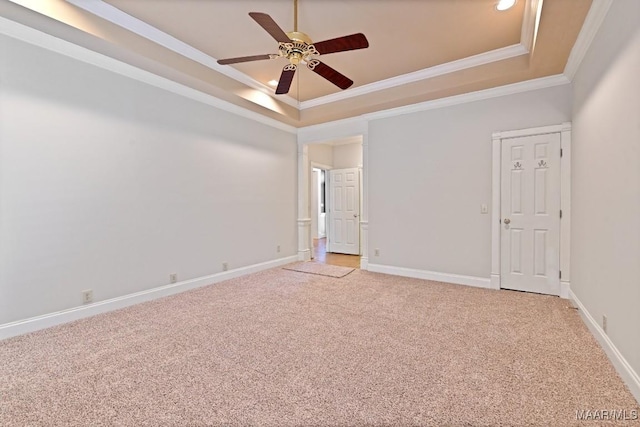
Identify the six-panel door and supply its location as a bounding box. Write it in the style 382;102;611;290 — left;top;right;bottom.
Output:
500;133;561;295
329;168;360;255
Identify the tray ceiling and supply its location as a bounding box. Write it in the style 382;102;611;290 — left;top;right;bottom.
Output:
1;0;592;127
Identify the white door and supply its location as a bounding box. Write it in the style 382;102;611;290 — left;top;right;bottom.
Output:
329;168;360;255
501;133;561;295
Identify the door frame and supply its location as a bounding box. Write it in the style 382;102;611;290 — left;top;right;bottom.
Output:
491;122;572;297
311;162;332;255
297;128;368;268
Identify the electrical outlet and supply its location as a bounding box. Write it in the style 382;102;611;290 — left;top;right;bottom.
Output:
169;273;178;284
277;245;281;253
222;262;229;271
481;204;489;214
81;289;93;304
602;315;608;334
374;248;380;257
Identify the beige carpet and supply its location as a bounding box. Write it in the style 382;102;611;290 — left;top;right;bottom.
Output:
283;261;355;278
0;269;638;426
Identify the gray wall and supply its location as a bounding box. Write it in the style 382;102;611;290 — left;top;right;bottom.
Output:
0;35;297;324
571;0;640;378
368;85;572;277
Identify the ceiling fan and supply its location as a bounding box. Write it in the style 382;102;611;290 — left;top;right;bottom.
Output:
216;0;369;95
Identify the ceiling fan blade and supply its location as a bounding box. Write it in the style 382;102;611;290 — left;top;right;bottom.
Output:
313;33;369;55
217;54;274;65
249;12;291;44
307;60;353;90
276;65;296;95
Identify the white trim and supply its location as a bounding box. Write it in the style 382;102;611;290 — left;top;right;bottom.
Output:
362;75;571;121
560;281;570;299
300;44;528;109
0;16;297;134
310;162;333;171
492;122;568;139
491;123;572;298
563;0;614;80
324;135;363;147
367;264;493;290
0;256;298;341
297;75;571;139
569;290;640;403
298;117;368;145
559;123;572;286
359;221;369;270
67;0;536;111
491;274;501;290
521;0;544;54
1;11;571;134
297;144;312;261
491;136;502;286
309;162;332;252
65;0;299;109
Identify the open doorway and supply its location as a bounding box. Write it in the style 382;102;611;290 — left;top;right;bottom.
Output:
306;138;363;268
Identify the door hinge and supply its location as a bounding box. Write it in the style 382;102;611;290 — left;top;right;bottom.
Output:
559;270;562;279
560;148;563;157
560;209;563;219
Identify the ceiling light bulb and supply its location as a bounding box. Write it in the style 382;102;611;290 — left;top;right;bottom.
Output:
496;0;516;11
268;80;278;87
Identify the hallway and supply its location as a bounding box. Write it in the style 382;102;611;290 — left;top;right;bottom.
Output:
312;238;360;269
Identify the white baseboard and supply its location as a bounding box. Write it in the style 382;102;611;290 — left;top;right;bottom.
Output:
560;280;571;299
0;255;298;341
367;264;493;290
360;257;369;270
298;249;311;261
491;274;501;290
569;290;640;403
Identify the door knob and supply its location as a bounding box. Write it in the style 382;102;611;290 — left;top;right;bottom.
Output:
504;218;511;224
353;214;359;218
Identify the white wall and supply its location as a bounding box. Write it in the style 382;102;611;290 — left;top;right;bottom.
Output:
571;0;640;380
333;142;362;169
308;144;333;167
367;85;572;278
0;35;297;325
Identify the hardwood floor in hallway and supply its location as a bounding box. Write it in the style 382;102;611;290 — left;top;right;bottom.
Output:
313;238;360;269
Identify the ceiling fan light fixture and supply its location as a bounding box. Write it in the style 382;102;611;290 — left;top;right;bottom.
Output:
496;0;517;11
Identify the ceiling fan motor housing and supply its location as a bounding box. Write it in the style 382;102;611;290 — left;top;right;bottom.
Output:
280;31;318;65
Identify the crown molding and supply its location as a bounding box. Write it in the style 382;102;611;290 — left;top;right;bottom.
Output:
0;16;297;134
299;43;528;110
297;74;570;140
67;0;539;112
65;0;300;109
520;0;544;54
563;0;614;80
361;74;570;121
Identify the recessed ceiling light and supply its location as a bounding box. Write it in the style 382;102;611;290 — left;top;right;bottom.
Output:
496;0;517;11
267;80;278;87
